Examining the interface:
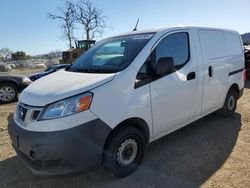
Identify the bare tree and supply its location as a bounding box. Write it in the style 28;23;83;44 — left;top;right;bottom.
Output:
48;0;75;50
0;48;13;62
75;0;106;40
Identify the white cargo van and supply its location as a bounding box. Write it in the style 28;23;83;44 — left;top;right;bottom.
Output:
8;26;245;177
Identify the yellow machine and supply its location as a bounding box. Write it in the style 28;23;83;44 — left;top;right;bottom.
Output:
61;40;96;64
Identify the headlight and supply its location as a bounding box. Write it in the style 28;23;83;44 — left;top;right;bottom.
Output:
39;92;93;120
22;77;32;84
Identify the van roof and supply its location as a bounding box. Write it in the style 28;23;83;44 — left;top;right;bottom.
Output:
111;26;239;38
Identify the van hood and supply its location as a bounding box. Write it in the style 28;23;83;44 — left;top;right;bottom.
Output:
20;70;115;106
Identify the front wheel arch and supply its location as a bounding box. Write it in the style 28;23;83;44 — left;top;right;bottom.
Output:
0;81;20;92
229;83;240;99
102;125;146;177
102;118;150;163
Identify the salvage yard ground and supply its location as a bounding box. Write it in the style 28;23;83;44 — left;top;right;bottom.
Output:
0;81;250;187
11;68;45;76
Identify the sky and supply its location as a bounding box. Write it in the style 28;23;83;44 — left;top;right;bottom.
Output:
0;0;250;55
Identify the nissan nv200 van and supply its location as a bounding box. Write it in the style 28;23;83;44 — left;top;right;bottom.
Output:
8;26;245;177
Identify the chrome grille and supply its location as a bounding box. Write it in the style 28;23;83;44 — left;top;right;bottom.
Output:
17;103;42;125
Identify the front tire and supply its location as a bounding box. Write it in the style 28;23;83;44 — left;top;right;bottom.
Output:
103;126;145;178
0;83;18;104
219;89;238;117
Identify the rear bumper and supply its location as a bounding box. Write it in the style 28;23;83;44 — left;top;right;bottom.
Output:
8;117;111;176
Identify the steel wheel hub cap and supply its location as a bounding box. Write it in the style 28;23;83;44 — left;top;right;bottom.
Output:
0;86;15;102
116;138;138;166
227;95;235;111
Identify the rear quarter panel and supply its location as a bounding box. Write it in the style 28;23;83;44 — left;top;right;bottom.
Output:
224;31;244;90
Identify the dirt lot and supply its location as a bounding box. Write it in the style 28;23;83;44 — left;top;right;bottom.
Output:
0;81;250;188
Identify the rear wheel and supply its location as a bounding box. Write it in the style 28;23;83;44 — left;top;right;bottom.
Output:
219;89;238;117
0;83;18;104
103;126;145;178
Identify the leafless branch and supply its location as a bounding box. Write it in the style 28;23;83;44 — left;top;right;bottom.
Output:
75;0;107;40
48;0;75;50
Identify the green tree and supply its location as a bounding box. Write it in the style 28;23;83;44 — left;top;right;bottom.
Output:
12;51;27;61
0;55;3;62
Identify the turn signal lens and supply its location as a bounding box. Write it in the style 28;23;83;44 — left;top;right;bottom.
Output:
76;95;92;112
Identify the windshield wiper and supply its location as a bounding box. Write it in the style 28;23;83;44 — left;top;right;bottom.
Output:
69;68;116;74
68;68;91;73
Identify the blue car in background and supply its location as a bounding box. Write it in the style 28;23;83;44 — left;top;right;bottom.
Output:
29;64;70;81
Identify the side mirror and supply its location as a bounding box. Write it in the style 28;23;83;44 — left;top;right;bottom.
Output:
156;57;174;76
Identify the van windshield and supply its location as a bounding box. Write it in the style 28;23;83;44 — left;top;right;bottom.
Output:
68;33;155;73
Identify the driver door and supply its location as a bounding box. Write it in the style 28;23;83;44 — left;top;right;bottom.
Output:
149;31;198;138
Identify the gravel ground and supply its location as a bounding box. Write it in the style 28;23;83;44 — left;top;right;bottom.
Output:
11;68;45;76
0;81;249;188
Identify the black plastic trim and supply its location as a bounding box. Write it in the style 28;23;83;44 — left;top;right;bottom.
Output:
134;77;152;89
229;68;244;76
8;117;112;176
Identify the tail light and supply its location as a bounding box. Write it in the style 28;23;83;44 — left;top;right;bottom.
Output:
243;69;247;82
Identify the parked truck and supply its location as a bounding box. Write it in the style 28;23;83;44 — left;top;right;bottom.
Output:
244;46;250;78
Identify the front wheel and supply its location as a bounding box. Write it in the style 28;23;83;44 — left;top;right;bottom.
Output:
103;126;145;178
219;89;238;117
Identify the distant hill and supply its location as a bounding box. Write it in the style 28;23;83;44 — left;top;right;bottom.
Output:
241;33;250;43
33;51;62;59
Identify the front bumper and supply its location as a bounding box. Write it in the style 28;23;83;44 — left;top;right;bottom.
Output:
8;117;111;176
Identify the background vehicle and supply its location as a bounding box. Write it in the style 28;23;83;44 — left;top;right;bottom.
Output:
61;40;96;64
29;64;70;81
0;62;12;72
27;63;47;69
0;73;31;103
244;46;250;78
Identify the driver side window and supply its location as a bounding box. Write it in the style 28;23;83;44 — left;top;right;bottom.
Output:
135;32;190;89
153;32;190;70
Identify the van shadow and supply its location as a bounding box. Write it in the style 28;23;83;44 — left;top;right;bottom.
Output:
1;113;242;188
